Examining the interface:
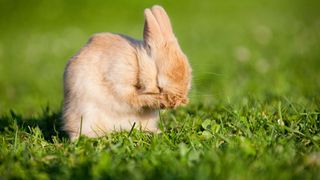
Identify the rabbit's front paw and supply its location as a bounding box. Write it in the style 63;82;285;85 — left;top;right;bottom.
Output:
158;93;175;109
160;94;188;109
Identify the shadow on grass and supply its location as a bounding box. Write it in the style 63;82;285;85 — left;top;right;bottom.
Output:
0;107;68;141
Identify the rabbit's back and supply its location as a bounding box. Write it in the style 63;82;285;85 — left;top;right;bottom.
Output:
64;33;140;111
63;33;152;139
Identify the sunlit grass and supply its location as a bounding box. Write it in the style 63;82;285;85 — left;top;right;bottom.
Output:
1;98;319;179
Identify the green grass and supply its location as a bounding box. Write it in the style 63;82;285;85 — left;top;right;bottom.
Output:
1;0;320;179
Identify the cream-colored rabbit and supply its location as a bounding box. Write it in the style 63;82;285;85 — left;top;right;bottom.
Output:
63;5;192;140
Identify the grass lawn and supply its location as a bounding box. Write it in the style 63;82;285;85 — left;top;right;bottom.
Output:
0;0;320;179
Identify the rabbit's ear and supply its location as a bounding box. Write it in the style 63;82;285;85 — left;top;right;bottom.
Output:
143;8;163;47
151;5;175;40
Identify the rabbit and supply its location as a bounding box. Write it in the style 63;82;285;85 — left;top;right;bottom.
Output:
62;5;192;141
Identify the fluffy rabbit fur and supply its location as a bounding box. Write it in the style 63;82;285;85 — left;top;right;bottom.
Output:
63;5;192;140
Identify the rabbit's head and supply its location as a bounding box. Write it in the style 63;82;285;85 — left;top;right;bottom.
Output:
143;5;192;108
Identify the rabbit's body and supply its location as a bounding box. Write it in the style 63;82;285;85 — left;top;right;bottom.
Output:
63;33;161;140
63;5;192;140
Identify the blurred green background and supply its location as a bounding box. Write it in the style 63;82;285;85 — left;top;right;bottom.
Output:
0;0;319;114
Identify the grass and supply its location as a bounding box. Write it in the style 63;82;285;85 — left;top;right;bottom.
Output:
1;99;319;179
0;0;320;179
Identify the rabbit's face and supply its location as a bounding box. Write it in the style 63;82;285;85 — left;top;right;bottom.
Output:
156;42;192;108
143;5;192;108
